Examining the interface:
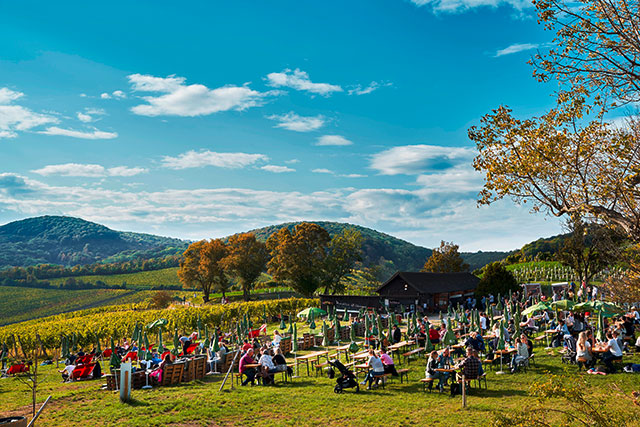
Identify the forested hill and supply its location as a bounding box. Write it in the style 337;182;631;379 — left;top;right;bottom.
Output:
0;216;187;268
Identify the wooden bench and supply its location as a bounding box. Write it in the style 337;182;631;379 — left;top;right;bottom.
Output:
402;348;423;364
420;378;435;392
371;372;392;389
161;362;185;386
182;356;207;382
397;368;410;384
314;361;330;377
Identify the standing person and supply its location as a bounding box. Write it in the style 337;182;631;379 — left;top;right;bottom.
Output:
272;330;283;348
360;349;385;390
379;348;398;377
239;348;257;386
480;312;488;333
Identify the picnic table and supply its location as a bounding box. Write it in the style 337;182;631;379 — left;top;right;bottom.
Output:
354;363;369;375
297;350;329;375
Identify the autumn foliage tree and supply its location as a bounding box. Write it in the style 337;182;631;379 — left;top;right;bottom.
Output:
266;223;331;297
321;228;363;294
178;239;229;303
421;241;469;273
220;233;268;302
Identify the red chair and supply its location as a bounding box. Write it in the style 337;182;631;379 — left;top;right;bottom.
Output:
248;324;267;338
71;363;95;380
102;349;112;358
7;364;29;375
76;355;93;365
122;351;138;362
161;351;171;361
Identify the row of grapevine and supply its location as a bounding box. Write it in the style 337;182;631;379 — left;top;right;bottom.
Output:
511;265;626;283
0;297;318;354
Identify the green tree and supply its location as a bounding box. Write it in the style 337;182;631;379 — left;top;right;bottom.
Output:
321;228;363;294
421;241;469;273
177;239;228;303
220;233;268;302
475;262;518;296
266;223;331;297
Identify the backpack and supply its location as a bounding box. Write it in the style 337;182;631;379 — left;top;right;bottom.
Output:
327;367;335;379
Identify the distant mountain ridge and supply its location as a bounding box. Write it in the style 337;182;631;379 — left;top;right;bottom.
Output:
0;215;513;271
0;216;187;268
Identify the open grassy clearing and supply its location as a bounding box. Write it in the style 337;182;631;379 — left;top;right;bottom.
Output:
1;343;639;426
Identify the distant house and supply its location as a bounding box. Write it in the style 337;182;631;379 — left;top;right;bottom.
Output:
376;271;480;311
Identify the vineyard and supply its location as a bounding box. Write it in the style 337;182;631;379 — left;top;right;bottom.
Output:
507;261;625;284
0;297;318;354
47;267;181;288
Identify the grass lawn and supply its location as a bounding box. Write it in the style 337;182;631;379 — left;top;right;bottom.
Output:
2;341;639;426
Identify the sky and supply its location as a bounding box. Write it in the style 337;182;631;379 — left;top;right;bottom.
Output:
0;0;566;251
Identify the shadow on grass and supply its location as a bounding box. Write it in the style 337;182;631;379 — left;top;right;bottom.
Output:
122;397;150;407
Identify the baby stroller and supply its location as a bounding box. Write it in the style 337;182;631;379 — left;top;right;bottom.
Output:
329;359;359;393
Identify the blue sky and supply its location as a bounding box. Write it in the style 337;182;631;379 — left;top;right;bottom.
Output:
0;0;565;250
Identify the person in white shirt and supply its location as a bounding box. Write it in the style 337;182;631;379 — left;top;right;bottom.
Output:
258;348;278;382
602;331;623;373
59;363;76;382
480;313;487;331
272;330;282;348
510;338;529;373
360;348;385;389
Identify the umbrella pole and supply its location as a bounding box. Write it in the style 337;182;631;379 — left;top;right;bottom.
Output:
496;353;505;375
292;351;300;379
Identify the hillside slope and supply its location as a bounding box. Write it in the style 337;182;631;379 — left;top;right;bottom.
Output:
0;216;187;268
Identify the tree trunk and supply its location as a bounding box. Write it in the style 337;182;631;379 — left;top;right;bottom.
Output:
37;334;48;359
16;335;28;359
243;285;250;302
11;334;18;359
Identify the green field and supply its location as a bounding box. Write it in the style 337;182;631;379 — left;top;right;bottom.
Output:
1;339;638;426
47;267;181;288
0;287;164;326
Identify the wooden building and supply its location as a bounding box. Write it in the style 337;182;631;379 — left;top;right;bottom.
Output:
375;271;480;312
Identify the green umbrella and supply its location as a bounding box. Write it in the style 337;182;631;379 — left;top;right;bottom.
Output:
146;318;168;330
309;310;316;330
211;330;220;352
424;329;434;352
173;328;180;355
297;307;327;319
348;323;359;353
0;342;6;362
109;337;120;369
334;318;341;345
522;301;552;316
131;323;140;345
61;335;69;359
197;315;202;341
364;315;370;342
157;328;165;353
573;301;595;312
443;317;457;346
203;325;210;348
288;315;294;334
551;299;575;311
377;315;384;342
322;321;329;347
371;315;379;337
596;310;606;342
292;323;298;352
388;317;393;344
280;313;286;330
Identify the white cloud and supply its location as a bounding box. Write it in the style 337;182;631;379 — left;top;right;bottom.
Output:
76;108;106;123
265;69;343;96
0;88;59;138
128;73;274;117
495;43;539;57
285;159;300;164
312;168;334;174
161;150;268;169
342;173;367;178
348;81;389;96
77;112;92;123
100;90;127;100
409;0;531;13
0;88;24;104
261;165;295;173
370;144;475;175
31;163;147;178
39;127;118;140
100;93;111;99
316;135;353;146
267;112;325;132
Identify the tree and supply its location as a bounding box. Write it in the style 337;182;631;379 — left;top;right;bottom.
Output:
531;0;640;105
266;223;331;297
475;262;519;297
177;239;228;303
320;228;363;294
557;215;621;284
220;233;268;302
150;290;173;309
421;241;469;273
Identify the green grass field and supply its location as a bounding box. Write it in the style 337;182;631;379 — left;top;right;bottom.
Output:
47;267;182;288
1;339;638;426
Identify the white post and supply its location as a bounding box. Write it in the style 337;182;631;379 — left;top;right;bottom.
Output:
461;374;466;408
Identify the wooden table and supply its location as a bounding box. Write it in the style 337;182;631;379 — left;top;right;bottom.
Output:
354;363;369;375
296;350;329;375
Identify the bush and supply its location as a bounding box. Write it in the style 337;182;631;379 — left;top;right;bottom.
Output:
475;262;519;296
150;290;173;309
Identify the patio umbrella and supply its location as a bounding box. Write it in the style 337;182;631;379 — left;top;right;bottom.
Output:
288;315;294;334
388;318;393;344
596;310;606;342
211;330;220;353
203;325;210;348
377;315;384;342
280;313;286;330
424;330;434;352
322;321;329;347
334;318;341;345
349;323;359;353
131;323;139;345
443;318;457;346
157;328;165;353
197;316;202;341
172;328;180;355
297;307;327;319
551;299;575;311
371;314;379;337
522;301;552;316
309;309;316;330
95;334;101;354
595;301;624;316
573;301;596;312
146;318;168;330
109;337;120;369
495;322;506;374
61;335;69;359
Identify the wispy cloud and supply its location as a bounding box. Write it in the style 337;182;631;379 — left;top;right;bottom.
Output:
370;144;474;175
494;43;539;57
0;88;59;138
409;0;531;13
32;163;147;177
316;135;353;146
265;69;342;96
266;112;325;132
312;168;334;174
39;127;118;140
348;81;389;96
261;165;295;173
76;108;106;123
100;90;127;99
161;150;268;169
128;73;275;117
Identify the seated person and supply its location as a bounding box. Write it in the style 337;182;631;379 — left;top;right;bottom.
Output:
520;333;533;357
258;348;278;383
360;349;385;390
273;347;293;376
378;348;398;376
59;363;75;382
520;316;538;333
150;353;173;384
465;332;485;353
392;325;402;344
425;350;444;391
241;339;252;353
428;326;440;345
510;337;529;373
575;331;593;367
454;347;481;384
601;331;623;373
238;348;257;386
